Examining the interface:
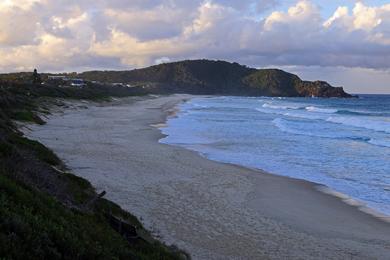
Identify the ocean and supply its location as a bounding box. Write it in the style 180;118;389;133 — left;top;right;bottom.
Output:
160;95;390;216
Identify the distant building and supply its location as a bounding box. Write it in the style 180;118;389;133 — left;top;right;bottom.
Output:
48;75;68;81
110;83;135;88
112;83;126;87
45;76;86;87
45;75;69;86
44;76;69;86
70;79;86;87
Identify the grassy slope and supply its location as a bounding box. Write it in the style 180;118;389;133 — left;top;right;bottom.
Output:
0;81;186;260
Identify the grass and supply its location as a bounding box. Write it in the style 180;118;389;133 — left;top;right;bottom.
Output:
62;172;96;205
0;173;182;260
0;173;127;259
8;134;61;166
11;110;45;125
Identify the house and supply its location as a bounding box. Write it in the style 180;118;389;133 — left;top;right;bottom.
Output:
70;79;86;87
112;83;126;87
45;75;69;86
48;75;68;80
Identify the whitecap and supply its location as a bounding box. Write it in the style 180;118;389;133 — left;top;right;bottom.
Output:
262;103;301;110
305;106;338;114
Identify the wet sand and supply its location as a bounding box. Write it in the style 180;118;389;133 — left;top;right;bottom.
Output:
25;95;390;259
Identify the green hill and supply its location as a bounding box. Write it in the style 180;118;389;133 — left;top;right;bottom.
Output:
79;60;352;97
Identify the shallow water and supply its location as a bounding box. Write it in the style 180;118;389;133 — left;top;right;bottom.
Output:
161;95;390;216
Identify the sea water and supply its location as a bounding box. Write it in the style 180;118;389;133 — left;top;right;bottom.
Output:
160;95;390;216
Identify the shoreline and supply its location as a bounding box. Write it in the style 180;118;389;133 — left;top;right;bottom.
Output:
315;185;390;222
25;94;390;259
157;96;390;223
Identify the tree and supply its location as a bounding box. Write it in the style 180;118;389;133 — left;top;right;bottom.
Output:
32;68;42;85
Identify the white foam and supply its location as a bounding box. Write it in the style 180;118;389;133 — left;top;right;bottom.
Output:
256;107;316;120
192;103;209;108
262;103;301;110
317;186;390;223
283;112;324;120
256;107;329;120
257;105;390;134
305;106;338;114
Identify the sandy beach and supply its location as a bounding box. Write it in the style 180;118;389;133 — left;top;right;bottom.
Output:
25;95;390;259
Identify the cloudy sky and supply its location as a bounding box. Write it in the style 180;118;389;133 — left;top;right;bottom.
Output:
0;0;389;93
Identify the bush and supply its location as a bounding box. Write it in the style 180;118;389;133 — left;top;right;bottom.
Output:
0;173;184;260
11;110;45;125
9;134;61;165
0;174;132;259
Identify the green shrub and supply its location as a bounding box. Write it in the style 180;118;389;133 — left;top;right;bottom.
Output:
9;134;60;165
63;173;94;204
0;173;183;260
0;174;131;259
11;110;45;125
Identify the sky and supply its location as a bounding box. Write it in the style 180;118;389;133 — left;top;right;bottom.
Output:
0;0;389;93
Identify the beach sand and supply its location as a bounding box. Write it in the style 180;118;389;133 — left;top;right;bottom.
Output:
25;95;390;259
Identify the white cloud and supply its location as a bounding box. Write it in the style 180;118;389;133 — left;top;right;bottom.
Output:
353;2;382;31
0;0;389;79
155;57;171;64
0;3;41;46
323;6;349;28
265;0;320;30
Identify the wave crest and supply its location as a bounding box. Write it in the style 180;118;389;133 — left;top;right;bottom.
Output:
262;103;301;110
305;106;338;114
